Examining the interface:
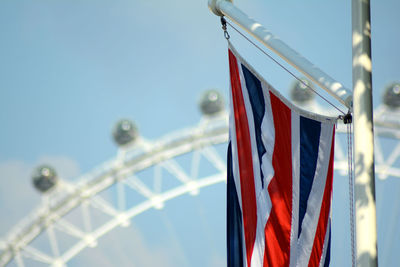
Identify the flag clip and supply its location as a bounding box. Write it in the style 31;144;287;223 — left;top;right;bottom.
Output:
220;17;230;40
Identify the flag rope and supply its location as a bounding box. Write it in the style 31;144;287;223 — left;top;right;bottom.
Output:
345;113;356;267
221;17;346;115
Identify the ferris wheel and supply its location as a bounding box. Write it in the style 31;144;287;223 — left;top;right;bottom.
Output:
0;81;399;267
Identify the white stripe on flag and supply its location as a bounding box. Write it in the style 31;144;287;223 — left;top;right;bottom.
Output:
260;82;276;205
258;83;276;265
237;59;265;267
290;111;301;267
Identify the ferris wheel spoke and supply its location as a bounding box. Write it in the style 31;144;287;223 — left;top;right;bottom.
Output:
190;150;201;180
60;235;96;264
46;224;61;258
21;245;54;264
200;146;227;173
90;195;120;217
117;181;127;212
122;175;157;200
379;167;400;178
80;201;93;234
374;134;385;165
161;159;192;183
377;142;400;180
14;251;25;267
153;165;163;194
54;218;86;240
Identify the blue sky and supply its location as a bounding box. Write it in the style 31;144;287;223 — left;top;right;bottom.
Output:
0;0;399;266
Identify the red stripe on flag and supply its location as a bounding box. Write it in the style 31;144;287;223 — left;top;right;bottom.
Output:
228;49;258;267
263;92;293;267
308;128;335;267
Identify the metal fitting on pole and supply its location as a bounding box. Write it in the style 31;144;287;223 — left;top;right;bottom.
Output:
208;0;232;17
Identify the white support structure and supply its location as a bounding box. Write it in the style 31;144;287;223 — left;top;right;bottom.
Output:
208;0;353;109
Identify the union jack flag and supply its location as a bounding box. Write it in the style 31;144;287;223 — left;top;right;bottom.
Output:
227;44;336;267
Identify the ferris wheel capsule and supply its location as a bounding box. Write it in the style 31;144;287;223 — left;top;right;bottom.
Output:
112;119;139;146
383;82;400;109
32;165;58;193
290;78;315;104
199;89;225;116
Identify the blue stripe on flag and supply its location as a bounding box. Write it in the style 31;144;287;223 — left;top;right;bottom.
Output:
324;224;331;267
227;142;244;267
298;116;321;237
241;64;266;188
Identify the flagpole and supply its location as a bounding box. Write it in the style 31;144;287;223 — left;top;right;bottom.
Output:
352;0;378;266
208;0;353;110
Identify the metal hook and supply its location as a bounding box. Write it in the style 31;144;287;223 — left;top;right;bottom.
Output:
220;17;230;40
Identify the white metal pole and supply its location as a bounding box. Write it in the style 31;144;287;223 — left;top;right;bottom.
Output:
352;0;378;266
208;0;353;109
